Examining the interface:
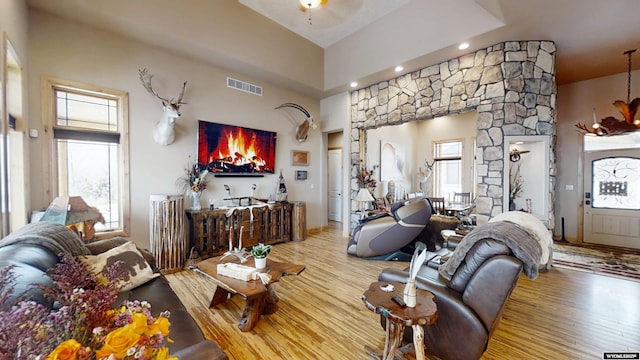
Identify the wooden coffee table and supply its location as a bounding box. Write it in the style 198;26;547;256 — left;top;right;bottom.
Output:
192;255;305;332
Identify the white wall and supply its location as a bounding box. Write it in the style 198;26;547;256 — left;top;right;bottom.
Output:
366;122;417;199
320;91;350;235
28;10;322;248
555;69;640;241
416;112;478;196
324;1;502;91
0;0;29;231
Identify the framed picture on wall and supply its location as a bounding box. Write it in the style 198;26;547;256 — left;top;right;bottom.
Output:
292;150;310;166
295;170;308;180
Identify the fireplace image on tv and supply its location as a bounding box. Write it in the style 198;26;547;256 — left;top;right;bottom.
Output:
197;120;277;176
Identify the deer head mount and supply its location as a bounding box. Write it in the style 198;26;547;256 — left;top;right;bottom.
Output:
138;68;188;146
275;103;317;142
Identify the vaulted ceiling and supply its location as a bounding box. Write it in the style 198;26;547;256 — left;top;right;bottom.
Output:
27;0;640;99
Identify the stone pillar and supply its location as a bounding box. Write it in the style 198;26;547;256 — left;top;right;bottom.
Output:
349;41;557;231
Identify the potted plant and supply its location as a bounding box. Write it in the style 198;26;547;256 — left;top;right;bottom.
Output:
251;243;272;269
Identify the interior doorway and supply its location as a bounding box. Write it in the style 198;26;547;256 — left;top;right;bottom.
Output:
327;132;343;223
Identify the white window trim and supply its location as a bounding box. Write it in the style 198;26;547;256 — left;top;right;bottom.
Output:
42;77;130;238
433;138;464;198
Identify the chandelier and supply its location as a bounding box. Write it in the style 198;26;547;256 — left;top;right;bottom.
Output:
575;49;640;136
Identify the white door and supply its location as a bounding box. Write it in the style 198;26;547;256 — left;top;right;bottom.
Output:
583;149;640;248
328;149;342;222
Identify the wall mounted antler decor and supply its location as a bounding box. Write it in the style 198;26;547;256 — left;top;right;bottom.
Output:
275;103;317;143
575;50;640;136
139;68;188;146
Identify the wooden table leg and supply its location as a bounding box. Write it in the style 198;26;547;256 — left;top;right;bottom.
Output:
238;293;266;332
412;324;425;360
262;285;279;314
386;322;404;360
364;318;406;360
209;286;231;308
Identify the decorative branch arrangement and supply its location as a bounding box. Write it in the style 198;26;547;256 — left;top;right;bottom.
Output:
356;163;379;192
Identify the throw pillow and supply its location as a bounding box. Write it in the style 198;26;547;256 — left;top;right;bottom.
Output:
79;241;159;291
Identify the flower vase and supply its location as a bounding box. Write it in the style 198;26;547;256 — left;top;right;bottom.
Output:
254;257;267;270
191;191;202;210
403;279;417;308
509;199;516;211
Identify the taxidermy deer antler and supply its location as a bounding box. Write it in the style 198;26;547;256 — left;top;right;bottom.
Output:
139;68;188;146
275;103;317;142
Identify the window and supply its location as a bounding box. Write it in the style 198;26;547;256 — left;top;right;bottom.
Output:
45;78;129;237
433;140;462;199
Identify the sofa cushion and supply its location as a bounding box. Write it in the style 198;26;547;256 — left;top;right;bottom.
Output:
79;241;159;291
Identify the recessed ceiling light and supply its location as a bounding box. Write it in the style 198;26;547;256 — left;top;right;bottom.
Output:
458;42;470;50
394;65;403;72
350;81;358;88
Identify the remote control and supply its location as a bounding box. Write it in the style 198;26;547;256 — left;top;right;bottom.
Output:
391;293;406;307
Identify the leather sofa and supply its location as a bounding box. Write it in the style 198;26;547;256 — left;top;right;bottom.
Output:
347;197;433;260
0;222;227;359
378;237;524;360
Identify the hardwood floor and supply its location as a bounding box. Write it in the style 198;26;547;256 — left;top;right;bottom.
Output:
166;221;640;359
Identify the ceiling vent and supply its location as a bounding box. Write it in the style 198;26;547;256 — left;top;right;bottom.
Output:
227;77;263;96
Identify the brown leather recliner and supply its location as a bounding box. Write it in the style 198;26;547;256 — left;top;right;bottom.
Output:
378;239;523;360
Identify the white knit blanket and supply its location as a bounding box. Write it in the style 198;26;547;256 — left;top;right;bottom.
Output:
489;211;553;266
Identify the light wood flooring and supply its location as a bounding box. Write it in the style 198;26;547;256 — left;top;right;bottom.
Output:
166;222;640;359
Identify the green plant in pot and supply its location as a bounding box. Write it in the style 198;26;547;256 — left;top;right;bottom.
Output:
251;243;272;269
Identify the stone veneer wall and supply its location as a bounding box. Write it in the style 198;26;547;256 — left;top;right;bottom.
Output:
350;41;557;229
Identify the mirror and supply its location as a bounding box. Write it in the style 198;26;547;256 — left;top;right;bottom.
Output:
503;135;551;225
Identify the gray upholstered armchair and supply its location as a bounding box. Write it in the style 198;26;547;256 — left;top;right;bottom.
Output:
347;197;432;260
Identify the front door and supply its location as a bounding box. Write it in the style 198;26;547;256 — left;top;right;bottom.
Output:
328;149;342;222
583;149;640;248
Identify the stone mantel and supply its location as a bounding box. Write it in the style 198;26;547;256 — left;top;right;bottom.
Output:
350;41;557;229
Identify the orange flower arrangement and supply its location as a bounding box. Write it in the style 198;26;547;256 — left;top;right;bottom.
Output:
45;300;175;360
0;254;175;360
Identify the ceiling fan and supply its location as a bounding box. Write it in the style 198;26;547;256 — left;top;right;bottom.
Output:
299;0;328;12
299;0;328;24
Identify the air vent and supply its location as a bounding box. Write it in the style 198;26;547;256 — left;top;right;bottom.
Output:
227;77;263;96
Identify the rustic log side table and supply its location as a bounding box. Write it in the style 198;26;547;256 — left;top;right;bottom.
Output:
362;281;438;360
193;255;305;332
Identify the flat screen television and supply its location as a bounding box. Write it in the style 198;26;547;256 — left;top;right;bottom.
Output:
197;120;277;176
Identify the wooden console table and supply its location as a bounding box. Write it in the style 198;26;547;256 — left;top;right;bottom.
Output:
185;202;293;259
